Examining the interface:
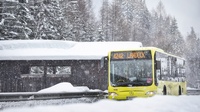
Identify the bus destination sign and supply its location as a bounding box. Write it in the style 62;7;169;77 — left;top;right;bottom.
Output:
111;51;151;60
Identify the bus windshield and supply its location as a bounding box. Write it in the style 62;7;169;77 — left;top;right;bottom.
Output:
110;59;152;87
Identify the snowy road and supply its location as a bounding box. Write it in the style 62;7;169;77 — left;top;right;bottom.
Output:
1;95;200;112
1;83;200;112
0;98;98;110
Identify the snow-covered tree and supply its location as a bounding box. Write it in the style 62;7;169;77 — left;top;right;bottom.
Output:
109;0;125;41
185;27;200;86
31;0;64;39
15;2;34;39
0;0;33;40
133;0;151;45
168;18;185;56
150;1;185;56
99;0;111;41
95;27;105;41
120;0;151;43
62;0;96;42
150;1;167;48
31;1;47;39
79;0;97;41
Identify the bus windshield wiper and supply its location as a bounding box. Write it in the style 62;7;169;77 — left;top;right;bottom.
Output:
131;81;149;86
114;82;133;87
114;81;149;87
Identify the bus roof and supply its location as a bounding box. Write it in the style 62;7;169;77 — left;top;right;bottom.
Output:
109;47;164;52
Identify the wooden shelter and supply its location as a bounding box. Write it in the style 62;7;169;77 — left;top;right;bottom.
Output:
0;40;142;92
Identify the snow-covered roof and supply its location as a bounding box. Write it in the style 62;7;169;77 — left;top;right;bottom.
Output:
0;40;142;60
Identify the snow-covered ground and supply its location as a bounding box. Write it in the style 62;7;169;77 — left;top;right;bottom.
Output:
1;82;200;112
1;95;200;112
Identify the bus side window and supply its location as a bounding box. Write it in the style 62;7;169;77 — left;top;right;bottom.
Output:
155;61;161;86
156;61;161;70
156;61;161;79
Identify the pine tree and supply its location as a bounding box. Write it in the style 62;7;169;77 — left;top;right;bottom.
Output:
121;0;136;41
79;0;96;41
95;27;105;41
31;0;66;40
99;0;111;41
61;0;96;42
185;27;200;86
120;0;151;43
16;2;34;39
0;0;33;40
109;0;125;41
59;0;75;40
169;18;185;56
150;1;167;48
186;27;198;60
31;1;47;39
134;0;151;45
69;0;85;41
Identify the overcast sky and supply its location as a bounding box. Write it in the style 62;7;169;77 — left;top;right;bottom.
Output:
92;0;200;37
145;0;200;37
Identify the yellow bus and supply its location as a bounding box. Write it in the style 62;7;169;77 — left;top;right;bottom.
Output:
106;47;187;100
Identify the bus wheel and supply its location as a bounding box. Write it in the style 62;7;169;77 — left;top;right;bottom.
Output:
179;86;182;95
163;86;167;95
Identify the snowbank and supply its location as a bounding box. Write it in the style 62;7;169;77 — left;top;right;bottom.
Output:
38;82;101;93
187;87;198;90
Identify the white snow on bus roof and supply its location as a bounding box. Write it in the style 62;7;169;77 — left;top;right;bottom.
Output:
0;40;142;60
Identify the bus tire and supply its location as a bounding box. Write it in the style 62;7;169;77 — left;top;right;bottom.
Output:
179;86;182;95
163;86;167;95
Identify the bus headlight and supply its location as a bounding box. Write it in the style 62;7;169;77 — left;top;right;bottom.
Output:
109;92;118;99
146;91;156;96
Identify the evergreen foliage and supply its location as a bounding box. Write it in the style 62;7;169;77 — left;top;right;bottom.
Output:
185;27;200;85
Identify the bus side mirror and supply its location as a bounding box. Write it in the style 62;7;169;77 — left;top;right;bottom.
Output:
156;61;161;70
101;56;108;68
